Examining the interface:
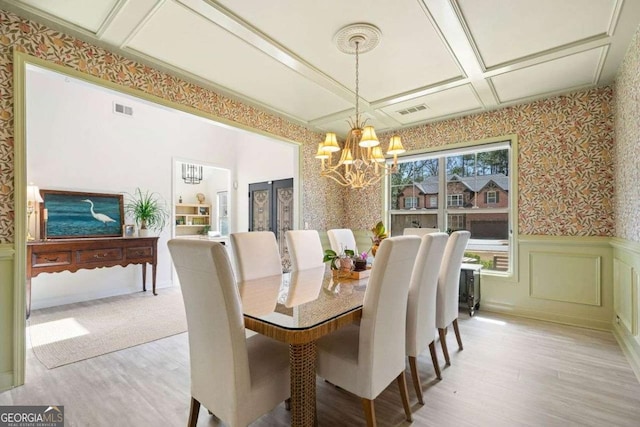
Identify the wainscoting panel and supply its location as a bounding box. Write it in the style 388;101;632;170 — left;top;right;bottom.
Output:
529;252;601;306
611;238;640;381
614;258;635;334
0;244;15;391
481;236;613;331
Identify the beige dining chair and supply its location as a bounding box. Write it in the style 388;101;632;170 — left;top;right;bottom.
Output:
403;227;440;237
285;229;324;270
406;232;448;404
436;230;471;365
316;235;421;427
327;228;358;254
230;231;282;281
167;239;290;427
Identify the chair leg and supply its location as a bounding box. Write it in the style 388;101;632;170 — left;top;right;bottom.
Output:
397;372;413;422
285;398;291;411
188;397;200;427
408;356;424;404
453;318;464;350
429;341;442;380
438;327;450;365
361;398;377;427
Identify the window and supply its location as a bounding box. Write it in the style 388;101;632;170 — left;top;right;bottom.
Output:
448;214;464;230
404;197;418;209
387;139;514;273
447;194;463;207
217;191;228;236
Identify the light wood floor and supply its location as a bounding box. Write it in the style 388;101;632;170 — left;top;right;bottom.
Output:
1;303;639;427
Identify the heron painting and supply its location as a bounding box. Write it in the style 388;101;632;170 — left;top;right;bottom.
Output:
40;190;124;238
81;199;117;225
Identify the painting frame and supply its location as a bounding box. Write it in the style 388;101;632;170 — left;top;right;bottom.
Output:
39;189;124;239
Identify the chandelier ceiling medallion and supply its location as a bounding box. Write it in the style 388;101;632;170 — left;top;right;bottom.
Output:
316;24;405;189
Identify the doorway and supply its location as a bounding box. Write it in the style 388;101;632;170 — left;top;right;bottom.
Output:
174;161;231;239
11;53;301;388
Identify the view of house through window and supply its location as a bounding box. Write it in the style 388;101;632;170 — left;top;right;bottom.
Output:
388;140;512;272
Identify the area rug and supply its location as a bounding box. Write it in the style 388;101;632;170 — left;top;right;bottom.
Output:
28;287;187;369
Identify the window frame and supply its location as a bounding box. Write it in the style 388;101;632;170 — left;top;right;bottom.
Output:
447;193;463;207
404;196;418;209
486;190;497;204
385;135;518;278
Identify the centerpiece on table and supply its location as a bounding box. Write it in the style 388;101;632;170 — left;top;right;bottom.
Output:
323;247;355;272
353;252;368;271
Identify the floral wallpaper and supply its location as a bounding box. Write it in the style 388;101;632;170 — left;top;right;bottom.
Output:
345;87;615;236
614;24;640;242
0;10;618;242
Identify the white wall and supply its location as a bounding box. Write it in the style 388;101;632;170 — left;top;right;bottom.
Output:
235;131;298;232
26;66;294;309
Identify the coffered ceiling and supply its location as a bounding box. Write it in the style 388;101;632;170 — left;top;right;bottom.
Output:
3;0;640;136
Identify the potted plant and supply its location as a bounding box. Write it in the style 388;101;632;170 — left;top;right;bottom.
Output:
370;221;388;256
323;247;355;271
353;252;368;271
124;188;169;236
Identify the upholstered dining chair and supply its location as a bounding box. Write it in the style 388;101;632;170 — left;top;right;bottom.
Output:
167;239;290;427
316;235;421;427
327;228;358;255
435;230;471;365
403;227;440;237
405;232;449;404
230;231;282;281
285;229;324;270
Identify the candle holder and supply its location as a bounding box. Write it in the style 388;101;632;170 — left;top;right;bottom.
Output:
43;209;48;241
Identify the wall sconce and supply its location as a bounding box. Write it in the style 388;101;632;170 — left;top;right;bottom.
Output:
26;183;43;241
182;163;203;184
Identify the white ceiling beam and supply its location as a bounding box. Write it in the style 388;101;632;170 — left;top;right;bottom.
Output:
174;0;357;104
419;0;497;108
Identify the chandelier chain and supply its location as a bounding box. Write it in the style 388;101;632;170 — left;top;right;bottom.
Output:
355;40;360;122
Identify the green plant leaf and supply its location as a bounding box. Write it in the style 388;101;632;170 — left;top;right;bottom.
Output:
124;188;169;233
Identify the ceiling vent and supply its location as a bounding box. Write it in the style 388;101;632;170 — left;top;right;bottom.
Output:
113;102;133;117
397;104;428;116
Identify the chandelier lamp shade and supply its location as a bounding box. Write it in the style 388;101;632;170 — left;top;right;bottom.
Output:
316;24;405;189
182;163;203;185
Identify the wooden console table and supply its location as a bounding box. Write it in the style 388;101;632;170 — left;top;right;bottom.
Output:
26;237;159;318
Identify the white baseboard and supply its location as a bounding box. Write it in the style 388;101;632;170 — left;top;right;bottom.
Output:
481;301;612;331
31;280;175;310
612;322;640;383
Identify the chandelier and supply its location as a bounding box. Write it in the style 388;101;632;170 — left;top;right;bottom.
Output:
316;24;405;189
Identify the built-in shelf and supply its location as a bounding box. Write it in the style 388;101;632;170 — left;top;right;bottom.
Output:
175;203;211;236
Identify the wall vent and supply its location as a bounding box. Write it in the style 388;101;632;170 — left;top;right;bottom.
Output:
113;102;133;117
397;104;428;115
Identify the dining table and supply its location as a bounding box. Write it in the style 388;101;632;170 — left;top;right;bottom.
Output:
239;266;370;427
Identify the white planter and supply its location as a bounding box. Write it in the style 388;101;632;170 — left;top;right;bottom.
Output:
138;228;151;237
